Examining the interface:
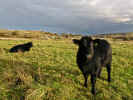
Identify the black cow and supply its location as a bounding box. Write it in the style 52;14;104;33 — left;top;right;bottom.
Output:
9;42;33;53
73;36;112;94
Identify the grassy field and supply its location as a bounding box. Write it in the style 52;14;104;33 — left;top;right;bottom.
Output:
0;39;133;100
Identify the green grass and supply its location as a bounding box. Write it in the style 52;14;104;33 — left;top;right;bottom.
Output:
0;39;133;100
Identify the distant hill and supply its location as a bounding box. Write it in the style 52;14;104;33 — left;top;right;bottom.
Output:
0;29;61;40
0;29;82;39
93;32;133;41
0;29;133;41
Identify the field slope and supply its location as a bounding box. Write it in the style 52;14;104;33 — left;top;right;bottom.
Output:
0;39;133;100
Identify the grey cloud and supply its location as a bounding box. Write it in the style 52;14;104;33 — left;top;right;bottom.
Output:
0;0;133;33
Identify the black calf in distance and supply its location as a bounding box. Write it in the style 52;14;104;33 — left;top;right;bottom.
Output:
9;42;33;53
73;36;112;94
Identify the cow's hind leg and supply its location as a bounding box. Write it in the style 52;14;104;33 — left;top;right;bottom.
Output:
106;63;111;82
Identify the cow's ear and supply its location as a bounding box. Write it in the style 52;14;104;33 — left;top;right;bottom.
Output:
93;39;100;47
72;39;80;45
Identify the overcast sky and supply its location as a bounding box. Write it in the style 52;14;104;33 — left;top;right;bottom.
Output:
0;0;133;34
